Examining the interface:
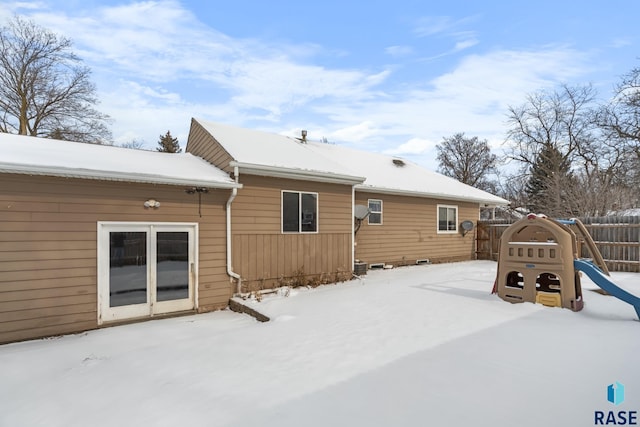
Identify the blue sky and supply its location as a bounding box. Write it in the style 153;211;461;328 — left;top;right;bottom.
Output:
3;0;639;170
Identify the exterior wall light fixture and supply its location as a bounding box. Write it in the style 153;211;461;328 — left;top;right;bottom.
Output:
144;199;161;209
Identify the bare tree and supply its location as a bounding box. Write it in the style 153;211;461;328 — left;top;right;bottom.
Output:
503;84;626;216
436;133;497;192
595;65;640;147
505;84;596;168
0;16;111;143
505;83;638;216
497;172;528;209
593;64;640;198
119;139;145;150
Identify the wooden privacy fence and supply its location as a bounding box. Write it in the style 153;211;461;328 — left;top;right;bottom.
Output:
476;216;640;272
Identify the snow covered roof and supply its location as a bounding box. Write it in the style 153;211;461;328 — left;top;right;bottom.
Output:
305;142;509;205
194;119;366;184
194;119;508;206
0;133;240;189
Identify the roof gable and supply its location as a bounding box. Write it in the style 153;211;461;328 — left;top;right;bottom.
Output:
193;119;365;184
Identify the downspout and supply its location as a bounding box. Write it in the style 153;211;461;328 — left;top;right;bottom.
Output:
351;185;356;266
227;165;242;295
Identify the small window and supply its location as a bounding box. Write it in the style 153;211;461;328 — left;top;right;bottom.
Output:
282;191;318;233
437;205;458;233
368;199;382;225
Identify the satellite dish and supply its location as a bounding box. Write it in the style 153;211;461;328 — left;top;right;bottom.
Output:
354;204;370;220
460;220;474;236
461;220;474;231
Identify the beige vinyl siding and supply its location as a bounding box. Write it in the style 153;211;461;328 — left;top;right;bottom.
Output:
354;192;479;265
186;118;235;173
231;175;352;291
0;174;231;343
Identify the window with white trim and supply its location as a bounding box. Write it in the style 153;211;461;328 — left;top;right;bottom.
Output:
437;205;458;233
368;199;382;225
282;191;318;233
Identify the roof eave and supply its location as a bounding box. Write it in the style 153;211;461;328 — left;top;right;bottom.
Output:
0;164;242;189
230;161;366;185
355;185;509;206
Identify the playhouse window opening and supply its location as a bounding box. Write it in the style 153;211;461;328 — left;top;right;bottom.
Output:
535;273;561;293
505;271;524;289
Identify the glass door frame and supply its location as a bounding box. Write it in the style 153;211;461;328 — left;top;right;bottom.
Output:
97;222;198;325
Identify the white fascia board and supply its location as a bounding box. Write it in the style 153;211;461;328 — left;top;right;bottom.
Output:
354;185;509;206
230;161;366;185
0;163;242;189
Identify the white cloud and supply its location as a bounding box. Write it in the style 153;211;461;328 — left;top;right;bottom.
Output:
225;60;388;116
610;37;632;48
7;1;46;10
0;2;46;21
383;138;435;156
412;17;480;59
413;15;479;38
385;45;414;57
98;81;192;147
31;2;235;82
454;38;479;51
413;16;455;37
329;121;381;143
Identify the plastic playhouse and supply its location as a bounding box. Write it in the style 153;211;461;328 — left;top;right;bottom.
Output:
493;213;640;320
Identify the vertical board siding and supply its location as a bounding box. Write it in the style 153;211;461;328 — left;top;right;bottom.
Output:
0;174;230;343
354;192;478;265
477;216;640;272
232;233;351;288
230;175;352;290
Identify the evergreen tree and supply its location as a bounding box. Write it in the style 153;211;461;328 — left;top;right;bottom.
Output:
525;144;576;216
156;130;181;153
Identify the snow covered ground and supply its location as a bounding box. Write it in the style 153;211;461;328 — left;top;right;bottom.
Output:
0;261;638;427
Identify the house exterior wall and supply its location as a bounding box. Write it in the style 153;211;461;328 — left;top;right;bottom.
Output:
354;192;479;266
230;175;353;292
0;174;231;344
